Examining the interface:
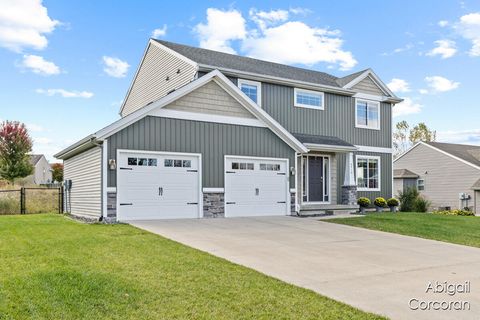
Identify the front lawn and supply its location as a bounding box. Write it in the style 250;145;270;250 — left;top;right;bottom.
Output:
327;212;480;248
0;214;384;320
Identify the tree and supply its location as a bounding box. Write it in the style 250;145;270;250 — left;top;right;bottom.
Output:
51;163;63;182
409;122;436;144
393;120;410;157
0;121;34;184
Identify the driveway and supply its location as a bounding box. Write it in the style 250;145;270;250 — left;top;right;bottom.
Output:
131;216;480;320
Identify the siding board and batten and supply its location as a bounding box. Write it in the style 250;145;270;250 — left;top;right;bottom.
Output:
64;147;102;217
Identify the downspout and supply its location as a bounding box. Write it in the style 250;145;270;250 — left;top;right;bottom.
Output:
91;138;104;222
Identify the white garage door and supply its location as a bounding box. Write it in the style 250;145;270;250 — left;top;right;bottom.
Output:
225;156;289;217
117;151;201;220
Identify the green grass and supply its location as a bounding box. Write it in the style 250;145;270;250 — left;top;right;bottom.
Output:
0;214;384;320
327;212;480;248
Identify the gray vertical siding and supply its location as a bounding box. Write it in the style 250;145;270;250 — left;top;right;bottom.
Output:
107;116;295;188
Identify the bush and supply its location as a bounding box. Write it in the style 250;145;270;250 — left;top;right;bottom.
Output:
357;197;371;207
413;196;431;213
387;198;399;207
433;209;475;216
398;187;419;212
374;197;387;207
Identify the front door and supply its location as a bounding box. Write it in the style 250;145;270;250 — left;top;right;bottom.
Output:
308;157;324;202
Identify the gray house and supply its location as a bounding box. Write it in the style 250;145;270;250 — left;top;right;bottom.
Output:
22;154;52;185
55;39;401;221
394;141;480;213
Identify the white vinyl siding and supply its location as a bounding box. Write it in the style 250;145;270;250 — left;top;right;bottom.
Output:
294;88;324;110
64;147;102;217
355;99;380;130
238;79;262;106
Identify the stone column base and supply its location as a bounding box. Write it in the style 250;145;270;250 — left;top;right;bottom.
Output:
341;185;357;205
203;192;225;218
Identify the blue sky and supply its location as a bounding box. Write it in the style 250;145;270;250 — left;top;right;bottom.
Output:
1;0;480;161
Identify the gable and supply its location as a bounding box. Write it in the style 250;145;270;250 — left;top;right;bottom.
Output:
352;75;386;96
164;80;255;119
121;42;197;117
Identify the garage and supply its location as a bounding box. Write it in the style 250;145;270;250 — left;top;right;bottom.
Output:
117;150;201;220
224;156;290;217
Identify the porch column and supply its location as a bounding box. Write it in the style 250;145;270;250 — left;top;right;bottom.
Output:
341;152;358;205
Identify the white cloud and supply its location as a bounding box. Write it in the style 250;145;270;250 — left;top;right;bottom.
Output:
27;123;46;132
393;97;423;117
422;76;460;93
34;137;52;144
102;56;130;78
387;78;410;93
20;54;60;75
437;129;480;145
382;43;414;56
194;8;247;54
0;0;59;52
438;20;449;27
456;12;480;56
36;88;94;98
152;25;167;38
249;9;289;30
426;40;457;59
289;7;312;16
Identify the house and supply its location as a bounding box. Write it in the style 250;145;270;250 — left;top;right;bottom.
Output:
394;141;480;213
55;39;402;222
24;154;52;185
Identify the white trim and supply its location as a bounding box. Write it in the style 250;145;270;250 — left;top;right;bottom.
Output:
355;98;381;131
301;154;331;204
150;109;267;127
290;188;296;193
417;179;425;191
224;155;290;217
294;88;325;110
304;143;357;153
238;78;262;107
203;188;224;193
102;140;108;218
106;187;117;192
342;69;397;98
356;155;381;192
116;149;203;220
355;145;393;154
353;92;390;102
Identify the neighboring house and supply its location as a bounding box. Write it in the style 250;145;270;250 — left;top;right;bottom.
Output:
394;141;480;212
25;154;52;185
55;39;401;221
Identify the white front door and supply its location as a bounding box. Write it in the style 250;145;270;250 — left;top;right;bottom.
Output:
224;156;289;217
117;151;201;220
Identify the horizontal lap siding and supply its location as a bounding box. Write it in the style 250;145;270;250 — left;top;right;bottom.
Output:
64;147;102;217
107;116;295;188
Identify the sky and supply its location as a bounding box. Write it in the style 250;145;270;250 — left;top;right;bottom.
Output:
1;0;480;161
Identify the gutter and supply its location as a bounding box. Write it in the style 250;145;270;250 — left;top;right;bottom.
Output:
54;135;99;160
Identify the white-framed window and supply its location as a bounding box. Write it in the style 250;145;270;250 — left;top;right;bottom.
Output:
294;88;324;110
417;179;425;191
355;99;380;130
238;79;261;106
356;155;380;191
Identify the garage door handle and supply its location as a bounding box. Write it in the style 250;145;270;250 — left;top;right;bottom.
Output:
255;188;259;196
226;202;236;204
277;173;286;175
226;171;235;174
120;167;132;170
277;201;286;204
159;187;163;196
187;170;197;172
187;202;198;205
120;203;133;206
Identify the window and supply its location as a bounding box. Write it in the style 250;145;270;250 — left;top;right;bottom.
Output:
128;157;157;166
356;99;380;130
164;159;173;167
294;88;324;109
356;156;380;191
138;158;148;166
164;159;191;168
128;157;137;166
260;163;281;171
238;79;261;106
231;162;254;170
148;158;157;166
417;179;425;191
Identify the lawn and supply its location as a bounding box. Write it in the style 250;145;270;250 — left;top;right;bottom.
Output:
327;212;480;248
0;214;384;320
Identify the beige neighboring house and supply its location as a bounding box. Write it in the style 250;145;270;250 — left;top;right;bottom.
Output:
25;154;53;185
394;141;480;213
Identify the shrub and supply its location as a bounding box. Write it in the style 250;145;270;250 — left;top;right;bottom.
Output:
433;209;475;216
398;187;419;212
357;197;371;208
374;197;387;207
413;196;431;213
387;198;399;207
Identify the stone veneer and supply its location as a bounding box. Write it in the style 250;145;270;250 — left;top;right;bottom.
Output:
107;191;117;218
290;191;296;215
203;192;224;218
341;185;357;205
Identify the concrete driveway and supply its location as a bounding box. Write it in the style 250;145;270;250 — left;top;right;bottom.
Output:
131;216;480;320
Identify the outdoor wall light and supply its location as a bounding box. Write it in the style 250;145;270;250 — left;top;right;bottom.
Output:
290;167;295;176
109;159;117;170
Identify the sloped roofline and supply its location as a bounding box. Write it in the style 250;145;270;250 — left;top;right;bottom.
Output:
56;70;308;159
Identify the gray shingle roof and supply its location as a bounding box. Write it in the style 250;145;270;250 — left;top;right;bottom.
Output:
393;169;419;179
335;69;368;87
155;39;346;88
426;142;480;167
292;133;355;147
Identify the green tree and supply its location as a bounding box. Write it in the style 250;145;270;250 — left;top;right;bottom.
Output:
409;122;436;144
393;120;410;157
0;121;34;184
51;163;63;182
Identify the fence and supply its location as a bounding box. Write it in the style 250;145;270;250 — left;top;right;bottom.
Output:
0;187;62;215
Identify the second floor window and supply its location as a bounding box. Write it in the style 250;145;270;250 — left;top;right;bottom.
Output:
356;99;380;130
238;79;261;106
294;88;324;110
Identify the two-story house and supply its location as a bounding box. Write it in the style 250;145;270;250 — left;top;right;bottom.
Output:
55;39;401;222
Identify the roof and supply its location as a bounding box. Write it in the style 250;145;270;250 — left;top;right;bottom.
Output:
425;141;480;168
472;178;480;190
29;154;43;166
393;169;419;179
292;133;355;148
156;39;350;89
335;69;368;87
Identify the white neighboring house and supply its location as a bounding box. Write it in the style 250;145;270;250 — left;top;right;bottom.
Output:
394;141;480;213
24;154;53;185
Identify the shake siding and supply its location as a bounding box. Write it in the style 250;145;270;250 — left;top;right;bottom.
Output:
107;116;295;188
121;44;197;117
394;144;480;210
351;76;386;96
64;147;102;217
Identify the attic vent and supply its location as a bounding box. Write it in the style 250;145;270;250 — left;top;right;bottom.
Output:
177;69;181;74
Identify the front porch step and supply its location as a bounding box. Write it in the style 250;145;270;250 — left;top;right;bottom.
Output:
297;204;359;217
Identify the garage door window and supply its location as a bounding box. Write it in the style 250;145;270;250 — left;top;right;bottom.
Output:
260;163;280;171
232;162;254;170
148;159;157;166
138;158;148;166
128;157;137;165
164;159;192;168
